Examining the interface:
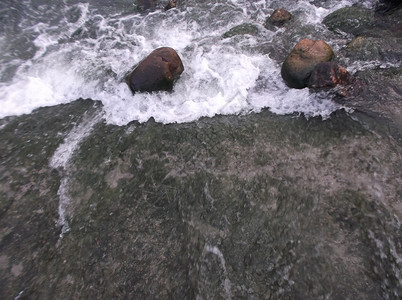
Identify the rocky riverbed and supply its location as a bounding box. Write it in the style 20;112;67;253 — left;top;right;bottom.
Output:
0;0;401;299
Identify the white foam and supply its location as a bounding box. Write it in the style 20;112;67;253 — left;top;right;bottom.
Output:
50;111;104;169
56;177;72;238
0;58;96;117
247;61;344;119
0;0;359;125
50;111;104;239
100;45;263;125
204;244;232;300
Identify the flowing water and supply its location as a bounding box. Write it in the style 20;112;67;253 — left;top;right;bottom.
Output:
0;0;375;123
0;0;401;299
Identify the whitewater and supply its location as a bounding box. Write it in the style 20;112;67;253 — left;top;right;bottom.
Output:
0;0;376;125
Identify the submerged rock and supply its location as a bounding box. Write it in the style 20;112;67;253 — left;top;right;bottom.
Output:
323;7;374;36
308;62;351;88
137;0;155;11
265;8;292;27
127;47;184;93
344;36;382;61
222;23;259;38
281;39;334;89
343;67;402;140
343;35;402;62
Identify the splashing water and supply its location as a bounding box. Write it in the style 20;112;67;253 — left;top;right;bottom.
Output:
0;0;377;124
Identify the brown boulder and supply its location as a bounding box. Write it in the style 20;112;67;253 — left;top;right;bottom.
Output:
308;62;351;88
127;47;184;93
281;39;334;89
165;0;176;10
267;8;292;27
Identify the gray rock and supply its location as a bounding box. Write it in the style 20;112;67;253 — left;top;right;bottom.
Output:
223;23;259;38
323;7;374;36
342;36;402;62
1;99;401;298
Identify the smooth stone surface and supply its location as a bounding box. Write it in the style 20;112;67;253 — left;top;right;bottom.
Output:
281;39;334;89
127;47;184;93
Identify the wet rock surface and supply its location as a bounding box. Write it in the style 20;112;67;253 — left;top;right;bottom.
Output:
222;23;259;38
376;0;402;13
281;39;334;89
0;100;102;299
265;8;292;28
1;2;402;300
136;0;155;11
308;62;351;88
127;47;184;93
323;6;374;36
342;35;402;63
342;67;402;142
1;99;401;299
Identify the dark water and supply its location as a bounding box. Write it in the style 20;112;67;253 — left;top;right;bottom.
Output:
0;0;401;299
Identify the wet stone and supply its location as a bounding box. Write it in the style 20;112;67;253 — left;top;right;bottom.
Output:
137;0;155;11
265;8;292;28
308;62;351;89
223;23;259;38
342;35;402;63
127;47;184;93
1;100;401;299
11;263;23;277
281;39;334;89
323;6;374;36
0;255;8;270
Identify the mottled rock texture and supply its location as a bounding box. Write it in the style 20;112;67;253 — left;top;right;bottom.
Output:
308;62;351;88
281;39;334;89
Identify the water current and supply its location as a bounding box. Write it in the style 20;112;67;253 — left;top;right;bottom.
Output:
0;0;377;124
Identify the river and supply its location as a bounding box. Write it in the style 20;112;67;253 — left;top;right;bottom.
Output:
0;0;401;299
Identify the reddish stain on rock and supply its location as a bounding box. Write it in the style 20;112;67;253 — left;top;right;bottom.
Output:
308;62;351;88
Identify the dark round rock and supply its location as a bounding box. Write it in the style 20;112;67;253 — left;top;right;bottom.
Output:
127;47;184;93
266;8;292;27
281;39;334;89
